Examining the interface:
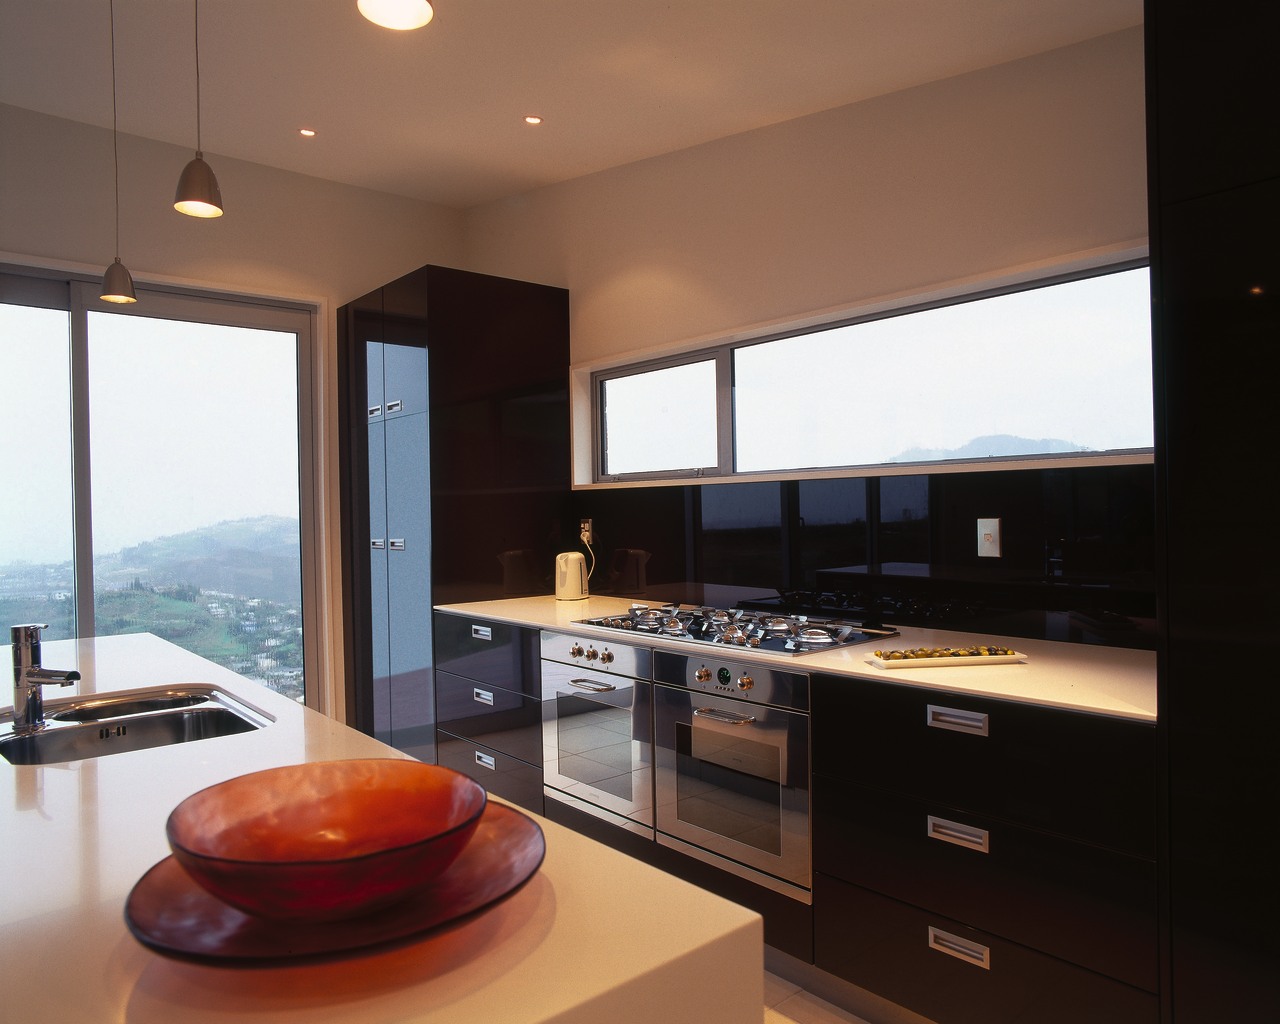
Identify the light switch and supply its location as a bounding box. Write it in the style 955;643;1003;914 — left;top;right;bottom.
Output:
977;518;1001;558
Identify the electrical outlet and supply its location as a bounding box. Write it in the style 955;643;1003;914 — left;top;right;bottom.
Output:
977;518;1001;558
579;518;593;545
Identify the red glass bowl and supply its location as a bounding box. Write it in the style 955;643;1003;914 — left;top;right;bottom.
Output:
165;759;487;921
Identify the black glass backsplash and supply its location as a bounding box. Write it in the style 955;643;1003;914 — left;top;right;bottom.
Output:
570;463;1156;650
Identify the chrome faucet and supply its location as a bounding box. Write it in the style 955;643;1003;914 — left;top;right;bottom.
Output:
10;624;80;735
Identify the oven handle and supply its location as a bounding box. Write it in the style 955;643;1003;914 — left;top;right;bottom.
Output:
693;706;757;726
566;677;617;693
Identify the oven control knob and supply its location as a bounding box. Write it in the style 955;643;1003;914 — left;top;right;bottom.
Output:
569;644;585;658
600;650;615;665
694;667;711;683
737;674;754;691
585;647;599;661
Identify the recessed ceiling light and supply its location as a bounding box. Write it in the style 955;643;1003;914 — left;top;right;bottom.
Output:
299;128;317;137
358;0;433;30
524;115;543;125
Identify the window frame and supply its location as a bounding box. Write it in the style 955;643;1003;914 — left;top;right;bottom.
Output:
588;258;1154;486
1;264;326;710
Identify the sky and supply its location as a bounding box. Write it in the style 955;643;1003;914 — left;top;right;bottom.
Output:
1;303;300;566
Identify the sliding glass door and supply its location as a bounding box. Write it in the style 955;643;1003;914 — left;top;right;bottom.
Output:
1;272;318;706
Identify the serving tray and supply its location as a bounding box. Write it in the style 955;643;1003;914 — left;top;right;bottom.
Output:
866;650;1027;670
125;802;545;963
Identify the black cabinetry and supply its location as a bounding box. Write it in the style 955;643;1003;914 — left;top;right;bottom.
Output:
812;674;1157;1023
1147;6;1280;1021
433;611;543;813
338;266;570;744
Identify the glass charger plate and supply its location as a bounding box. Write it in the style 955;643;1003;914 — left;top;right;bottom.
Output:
125;802;545;963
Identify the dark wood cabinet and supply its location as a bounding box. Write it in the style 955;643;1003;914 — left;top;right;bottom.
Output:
433;611;543;813
812;673;1157;1021
337;266;570;744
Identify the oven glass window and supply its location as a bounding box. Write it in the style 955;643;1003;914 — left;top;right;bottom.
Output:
554;694;644;802
674;721;782;855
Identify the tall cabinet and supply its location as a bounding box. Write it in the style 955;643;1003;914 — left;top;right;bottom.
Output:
339;265;571;753
366;342;432;752
1147;4;1280;1021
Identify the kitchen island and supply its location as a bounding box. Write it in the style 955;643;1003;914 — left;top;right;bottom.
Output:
0;633;762;1024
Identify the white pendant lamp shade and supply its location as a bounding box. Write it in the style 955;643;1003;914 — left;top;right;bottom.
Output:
358;0;434;30
174;152;224;217
100;257;137;304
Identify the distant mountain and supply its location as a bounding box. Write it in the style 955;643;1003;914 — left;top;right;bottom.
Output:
97;516;302;605
889;434;1089;463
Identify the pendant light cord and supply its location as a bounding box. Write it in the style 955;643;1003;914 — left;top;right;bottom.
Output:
109;0;121;257
194;0;202;154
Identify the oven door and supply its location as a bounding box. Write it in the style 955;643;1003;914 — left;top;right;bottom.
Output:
541;660;653;836
653;684;810;896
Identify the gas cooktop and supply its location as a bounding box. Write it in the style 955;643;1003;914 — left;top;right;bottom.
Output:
574;604;898;656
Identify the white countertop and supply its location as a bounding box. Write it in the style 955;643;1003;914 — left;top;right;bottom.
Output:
436;595;1157;722
0;633;762;1024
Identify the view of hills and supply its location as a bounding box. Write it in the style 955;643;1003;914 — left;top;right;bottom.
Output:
0;516;304;702
890;434;1089;464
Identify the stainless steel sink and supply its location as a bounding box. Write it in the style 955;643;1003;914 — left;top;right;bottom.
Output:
0;685;274;765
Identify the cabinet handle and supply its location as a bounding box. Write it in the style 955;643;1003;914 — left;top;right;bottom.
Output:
386;399;403;413
368;404;382;419
926;704;989;737
474;751;496;771
371;538;385;550
927;814;990;853
389;538;405;551
473;688;494;706
471;624;492;641
927;925;991;970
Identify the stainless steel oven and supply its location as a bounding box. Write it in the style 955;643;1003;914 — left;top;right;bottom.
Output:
541;631;653;837
652;649;812;902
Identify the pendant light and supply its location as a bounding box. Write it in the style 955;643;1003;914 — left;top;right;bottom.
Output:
101;0;136;304
174;0;223;217
358;0;434;31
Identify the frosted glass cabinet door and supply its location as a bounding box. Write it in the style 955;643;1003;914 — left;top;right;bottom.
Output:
367;416;392;744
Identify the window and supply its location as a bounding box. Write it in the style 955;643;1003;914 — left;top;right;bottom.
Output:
0;270;319;706
592;263;1153;483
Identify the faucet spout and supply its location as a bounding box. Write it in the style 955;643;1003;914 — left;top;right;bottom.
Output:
10;624;80;735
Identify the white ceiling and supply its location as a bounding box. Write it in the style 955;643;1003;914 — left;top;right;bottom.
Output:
0;0;1142;210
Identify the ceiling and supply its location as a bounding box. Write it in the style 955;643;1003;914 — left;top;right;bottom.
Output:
0;0;1143;210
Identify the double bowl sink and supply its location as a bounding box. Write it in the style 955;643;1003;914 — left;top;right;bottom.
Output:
0;685;274;765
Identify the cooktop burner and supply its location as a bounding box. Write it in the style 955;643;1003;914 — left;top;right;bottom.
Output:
574;604;898;656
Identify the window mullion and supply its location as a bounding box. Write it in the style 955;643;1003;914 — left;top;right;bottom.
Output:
68;283;96;638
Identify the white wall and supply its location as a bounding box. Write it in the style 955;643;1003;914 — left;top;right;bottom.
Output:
461;28;1148;367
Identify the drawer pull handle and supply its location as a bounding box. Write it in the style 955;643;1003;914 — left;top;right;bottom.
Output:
386;399;403;413
927;814;990;853
368;404;382;419
568;677;616;693
473;688;494;706
927;925;991;970
371;538;385;550
474;751;496;771
471;625;492;641
926;704;989;737
388;538;406;551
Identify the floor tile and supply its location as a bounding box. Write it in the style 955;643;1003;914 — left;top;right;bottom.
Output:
772;988;874;1024
763;970;802;1008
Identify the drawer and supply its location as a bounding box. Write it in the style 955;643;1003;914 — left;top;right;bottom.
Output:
814;874;1158;1024
813;774;1156;991
435;669;543;764
812;674;1155;856
433;613;539;696
436;732;544;815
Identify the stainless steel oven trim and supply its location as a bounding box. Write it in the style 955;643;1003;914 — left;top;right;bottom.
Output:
653;683;811;896
656;833;813;904
544;786;655;838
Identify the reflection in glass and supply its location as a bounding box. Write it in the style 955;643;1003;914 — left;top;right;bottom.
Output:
0;304;76;638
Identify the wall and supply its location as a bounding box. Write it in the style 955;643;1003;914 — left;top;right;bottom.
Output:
0;101;465;717
462;28;1148;366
